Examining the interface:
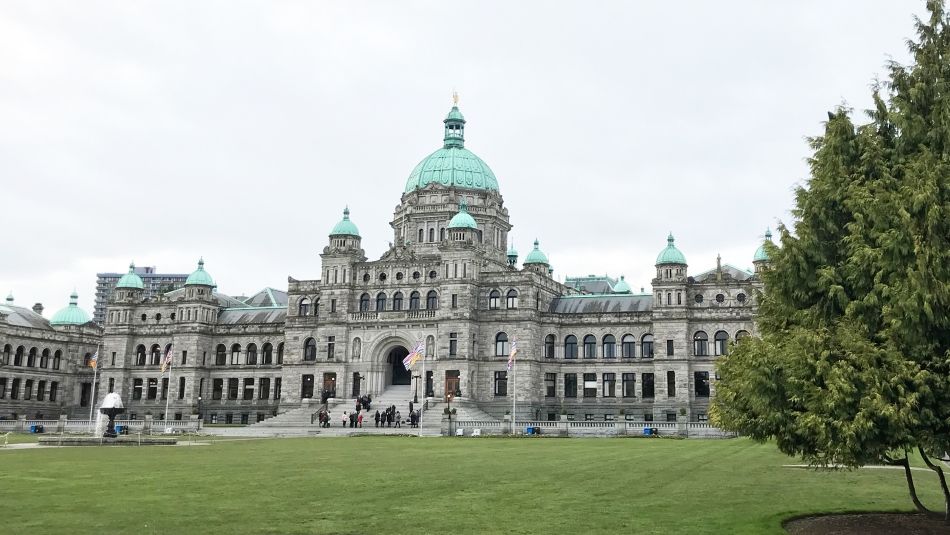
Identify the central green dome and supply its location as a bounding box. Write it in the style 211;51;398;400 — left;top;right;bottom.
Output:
404;103;499;193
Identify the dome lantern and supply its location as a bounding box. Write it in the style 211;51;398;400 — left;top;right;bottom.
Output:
330;206;361;237
506;242;518;268
524;239;550;266
116;262;145;290
443;92;466;149
655;233;687;266
185;258;216;287
50;290;91;326
753;228;773;263
613;275;632;294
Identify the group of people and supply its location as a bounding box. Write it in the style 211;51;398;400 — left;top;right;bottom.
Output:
313;400;423;429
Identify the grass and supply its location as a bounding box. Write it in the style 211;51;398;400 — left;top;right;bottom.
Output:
0;436;943;534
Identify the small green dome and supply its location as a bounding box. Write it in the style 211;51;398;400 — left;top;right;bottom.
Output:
185;258;216;287
116;263;145;289
754;228;773;262
613;275;632;294
330;207;360;237
50;291;91;325
524;239;549;265
507;243;518;257
5;291;13;304
656;233;687;265
448;200;477;229
404;103;499;193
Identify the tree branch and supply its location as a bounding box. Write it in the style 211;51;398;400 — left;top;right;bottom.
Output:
899;451;942;519
918;447;950;522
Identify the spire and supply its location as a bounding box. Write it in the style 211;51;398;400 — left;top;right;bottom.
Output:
69;289;79;304
5;291;12;304
443;93;466;149
765;227;773;241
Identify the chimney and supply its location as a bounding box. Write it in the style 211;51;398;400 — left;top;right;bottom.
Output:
33;303;44;315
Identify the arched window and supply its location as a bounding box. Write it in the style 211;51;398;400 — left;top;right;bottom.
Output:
583;335;596;359
82;352;92;367
666;292;672;305
2;344;10;365
440;228;446;241
359;293;370;312
52;349;62;370
409;291;420;310
27;347;37;367
603;335;616;358
621;334;635;358
230;344;242;365
352;338;362;359
303;338;317;361
14;346;24;366
693;331;709;356
150;344;162;365
298;297;311;316
428;228;435;242
392;292;404;311
495;332;509;356
564;335;578;359
215;344;226;366
544;334;556;359
136;345;147;366
426;290;438;309
735;330;750;341
488;290;500;310
714;331;729;356
425;335;435;357
418;229;424;242
641;334;654;358
262;343;273;365
506;289;518;309
246;343;258;365
376;292;387;311
276;342;284;364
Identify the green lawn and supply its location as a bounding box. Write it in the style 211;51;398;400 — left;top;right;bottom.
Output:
0;437;941;534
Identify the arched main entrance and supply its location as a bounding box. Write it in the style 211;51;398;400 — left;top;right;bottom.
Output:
387;346;411;385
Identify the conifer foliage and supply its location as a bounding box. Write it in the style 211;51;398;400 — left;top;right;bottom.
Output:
712;1;950;519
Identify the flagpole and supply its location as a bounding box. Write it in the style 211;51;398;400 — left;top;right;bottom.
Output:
87;343;100;433
420;348;425;438
511;338;517;435
163;353;173;432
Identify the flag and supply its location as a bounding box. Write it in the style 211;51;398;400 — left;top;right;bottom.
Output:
88;352;98;369
160;345;173;373
507;338;518;371
402;340;425;370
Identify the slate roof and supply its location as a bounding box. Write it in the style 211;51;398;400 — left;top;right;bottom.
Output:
241;288;288;308
565;275;618;294
550;294;653;314
217;307;286;325
0;304;53;330
691;264;754;283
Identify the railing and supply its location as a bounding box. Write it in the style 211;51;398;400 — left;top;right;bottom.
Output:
515;421;559;428
25;420;59;426
454;420;502;427
569;421;615;428
0;421;16;430
349;312;379;321
407;310;436;319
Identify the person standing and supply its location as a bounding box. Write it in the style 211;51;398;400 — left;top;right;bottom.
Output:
374;410;381;428
341;411;348;427
394;410;402;428
357;412;364;428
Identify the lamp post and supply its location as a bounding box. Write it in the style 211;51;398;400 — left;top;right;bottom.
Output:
197;396;202;430
357;374;365;398
412;374;421;404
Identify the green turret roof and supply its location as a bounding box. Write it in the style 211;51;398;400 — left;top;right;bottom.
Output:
524;239;550;265
507;243;518;257
754;228;773;262
404;101;499;193
612;275;632;294
50;291;91;325
116;263;145;289
185;258;216;287
655;233;687;265
5;291;13;304
448;200;478;229
330;207;360;237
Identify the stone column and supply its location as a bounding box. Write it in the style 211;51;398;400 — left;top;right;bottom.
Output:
144;414;153;433
189;414;199;432
558;414;569;437
16;415;26;432
57;415;67;433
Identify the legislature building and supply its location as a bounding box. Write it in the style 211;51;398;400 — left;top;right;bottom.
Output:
1;100;772;426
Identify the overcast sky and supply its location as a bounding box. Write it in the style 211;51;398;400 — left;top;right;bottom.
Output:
0;1;925;318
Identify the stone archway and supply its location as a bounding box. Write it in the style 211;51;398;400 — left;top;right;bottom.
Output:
387;346;411;385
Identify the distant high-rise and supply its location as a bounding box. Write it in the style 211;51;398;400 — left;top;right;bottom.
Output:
93;266;189;324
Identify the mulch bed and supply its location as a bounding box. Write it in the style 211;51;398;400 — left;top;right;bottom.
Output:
785;513;949;534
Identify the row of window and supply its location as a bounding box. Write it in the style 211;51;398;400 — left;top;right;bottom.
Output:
209;377;282;402
357;290;438;312
513;330;750;359
656;291;747;306
492;371;711;399
0;377;59;402
131;343;286;367
1;345;66;370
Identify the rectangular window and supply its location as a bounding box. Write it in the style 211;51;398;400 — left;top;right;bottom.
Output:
327;336;335;359
666;339;674;356
111;351;116;366
622;373;636;398
449;333;458;356
108;377;115;394
494;371;508;397
0;378;6;399
667;371;676;397
24;379;33;400
274;378;282;401
182;350;187;366
330;299;337;313
451;294;458;308
225;413;233;424
564;373;577;398
202;351;207;366
694;371;710;397
133;378;143;400
666;412;677;422
178;377;186;400
583;373;597;398
644;412;654;422
642;373;655;398
49;381;58;402
161;377;169;400
243;378;254;400
545;373;556;397
147;378;158;400
212;378;223;400
227;378;239;400
697;413;708;422
241;413;249;425
602;373;616;398
259;378;271;400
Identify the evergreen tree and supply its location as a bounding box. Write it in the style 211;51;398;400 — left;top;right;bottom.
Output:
712;0;950;520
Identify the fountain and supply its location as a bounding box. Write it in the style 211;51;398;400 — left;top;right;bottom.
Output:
97;392;125;438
